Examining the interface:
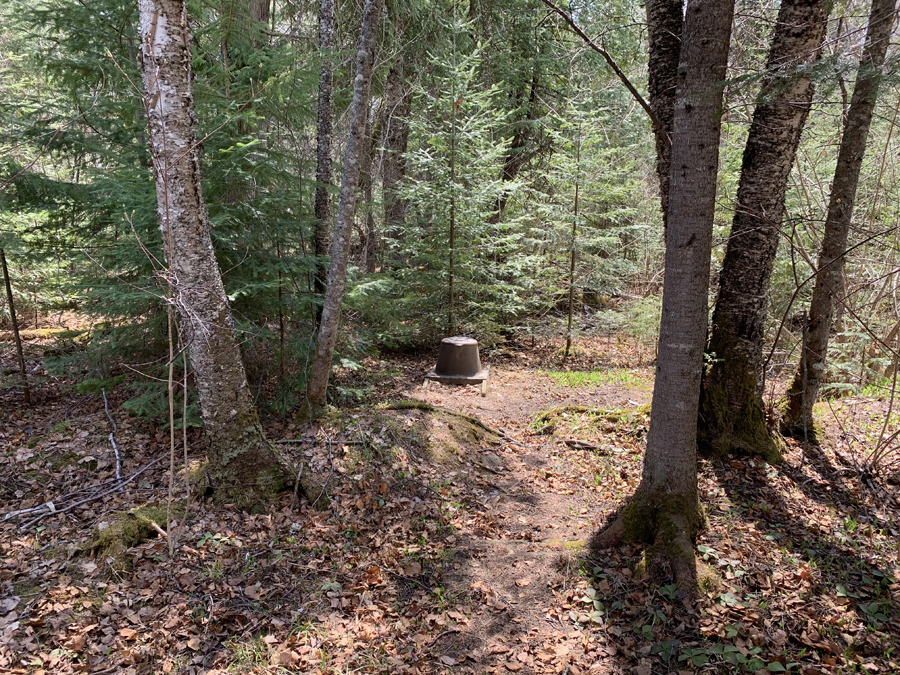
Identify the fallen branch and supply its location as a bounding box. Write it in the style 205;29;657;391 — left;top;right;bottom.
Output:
276;438;366;445
18;454;168;529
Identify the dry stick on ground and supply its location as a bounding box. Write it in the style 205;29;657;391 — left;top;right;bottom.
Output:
18;454;168;529
101;388;122;484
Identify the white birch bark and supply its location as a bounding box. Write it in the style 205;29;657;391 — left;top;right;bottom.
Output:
137;0;284;502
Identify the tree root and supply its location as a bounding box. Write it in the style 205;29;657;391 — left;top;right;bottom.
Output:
588;488;702;594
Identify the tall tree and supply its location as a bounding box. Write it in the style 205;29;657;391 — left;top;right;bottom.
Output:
591;0;735;589
697;0;831;461
137;0;285;504
781;0;898;437
645;0;683;230
305;0;383;411
313;0;336;301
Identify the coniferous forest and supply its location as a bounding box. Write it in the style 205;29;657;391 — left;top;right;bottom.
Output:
2;0;900;673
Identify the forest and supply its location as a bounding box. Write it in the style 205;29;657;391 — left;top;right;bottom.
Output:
1;0;900;673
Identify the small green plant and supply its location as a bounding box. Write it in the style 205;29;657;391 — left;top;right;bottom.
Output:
859;601;888;626
197;532;239;549
204;560;224;579
50;420;70;434
657;583;678;600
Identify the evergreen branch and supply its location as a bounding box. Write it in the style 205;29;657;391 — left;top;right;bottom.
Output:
539;0;662;139
0;128;62;192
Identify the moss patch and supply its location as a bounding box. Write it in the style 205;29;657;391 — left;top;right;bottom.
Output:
697;561;722;595
698;330;784;463
532;403;650;436
85;504;175;563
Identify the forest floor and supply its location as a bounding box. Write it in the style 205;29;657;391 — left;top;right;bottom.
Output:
1;332;899;675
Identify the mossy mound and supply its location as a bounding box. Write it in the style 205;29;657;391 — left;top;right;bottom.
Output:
85;504;174;563
382;400;502;469
532;403;651;437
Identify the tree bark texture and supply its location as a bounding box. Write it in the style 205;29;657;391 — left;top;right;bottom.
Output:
591;0;734;590
697;0;830;461
781;0;897;438
314;0;336;298
645;0;683;230
305;0;383;411
137;0;284;504
360;101;379;273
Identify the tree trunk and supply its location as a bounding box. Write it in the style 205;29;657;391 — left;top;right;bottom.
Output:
359;101;380;274
781;0;897;438
137;0;285;506
381;39;409;246
305;0;383;412
591;0;734;591
488;71;540;225
314;0;336;299
1;248;30;406
645;0;683;229
697;0;830;462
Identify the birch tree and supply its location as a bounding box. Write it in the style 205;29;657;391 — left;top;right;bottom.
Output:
137;0;286;504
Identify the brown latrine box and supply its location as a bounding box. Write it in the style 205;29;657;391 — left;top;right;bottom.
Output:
425;336;490;396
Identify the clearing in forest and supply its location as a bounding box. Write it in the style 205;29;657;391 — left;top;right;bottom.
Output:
1;335;898;674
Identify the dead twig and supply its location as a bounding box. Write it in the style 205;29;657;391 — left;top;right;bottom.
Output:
19;454;168;529
101;388;122;484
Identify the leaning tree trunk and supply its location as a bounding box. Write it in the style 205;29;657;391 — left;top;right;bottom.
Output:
697;0;830;462
781;0;897;439
137;0;285;505
591;0;734;591
305;0;383;412
645;0;683;230
1;248;29;405
314;0;336;300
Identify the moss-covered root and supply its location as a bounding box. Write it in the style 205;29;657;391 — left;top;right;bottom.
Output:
85;504;173;561
589;490;703;594
205;430;291;511
697;352;785;464
778;387;822;443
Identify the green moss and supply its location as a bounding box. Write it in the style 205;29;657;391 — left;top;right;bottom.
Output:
615;488;705;592
205;410;288;509
697;562;722;595
778;393;823;442
532;403;650;435
698;329;784;463
50;452;79;469
85;503;175;562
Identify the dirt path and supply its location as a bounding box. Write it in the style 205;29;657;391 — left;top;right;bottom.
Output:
399;363;654;673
